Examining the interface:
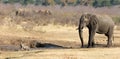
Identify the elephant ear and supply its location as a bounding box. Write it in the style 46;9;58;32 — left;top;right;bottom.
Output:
90;15;98;26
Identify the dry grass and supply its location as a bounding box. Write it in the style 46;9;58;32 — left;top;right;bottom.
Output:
0;4;120;28
0;24;120;59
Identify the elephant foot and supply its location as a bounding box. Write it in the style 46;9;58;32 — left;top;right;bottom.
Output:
81;45;84;48
106;45;112;48
92;45;95;48
87;43;95;48
81;46;84;48
107;42;112;47
92;42;95;47
87;45;95;48
87;45;92;48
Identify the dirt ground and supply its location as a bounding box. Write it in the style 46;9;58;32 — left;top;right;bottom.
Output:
0;25;120;59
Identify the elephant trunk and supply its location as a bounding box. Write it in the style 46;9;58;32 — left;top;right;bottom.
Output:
78;28;84;47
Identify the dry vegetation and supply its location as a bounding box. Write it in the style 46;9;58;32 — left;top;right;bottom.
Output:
0;4;120;59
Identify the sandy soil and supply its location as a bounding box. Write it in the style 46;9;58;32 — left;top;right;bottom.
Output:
1;48;120;59
0;25;120;59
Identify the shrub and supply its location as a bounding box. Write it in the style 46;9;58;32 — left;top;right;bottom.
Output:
112;16;120;25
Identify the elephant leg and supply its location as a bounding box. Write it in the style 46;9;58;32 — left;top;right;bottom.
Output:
92;39;95;47
106;35;112;47
106;28;113;47
88;29;96;48
107;33;113;47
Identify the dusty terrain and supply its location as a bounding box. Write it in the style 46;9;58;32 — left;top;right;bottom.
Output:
0;4;120;59
0;25;120;59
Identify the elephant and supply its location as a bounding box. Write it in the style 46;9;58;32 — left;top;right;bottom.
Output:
78;13;115;48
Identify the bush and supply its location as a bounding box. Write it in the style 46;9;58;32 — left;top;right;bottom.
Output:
112;16;120;25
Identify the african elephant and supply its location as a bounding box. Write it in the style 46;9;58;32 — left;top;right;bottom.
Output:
78;13;115;48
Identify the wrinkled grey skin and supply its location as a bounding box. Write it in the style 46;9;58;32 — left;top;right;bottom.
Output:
78;14;114;48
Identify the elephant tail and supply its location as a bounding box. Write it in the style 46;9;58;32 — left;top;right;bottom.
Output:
113;30;114;41
113;35;114;41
